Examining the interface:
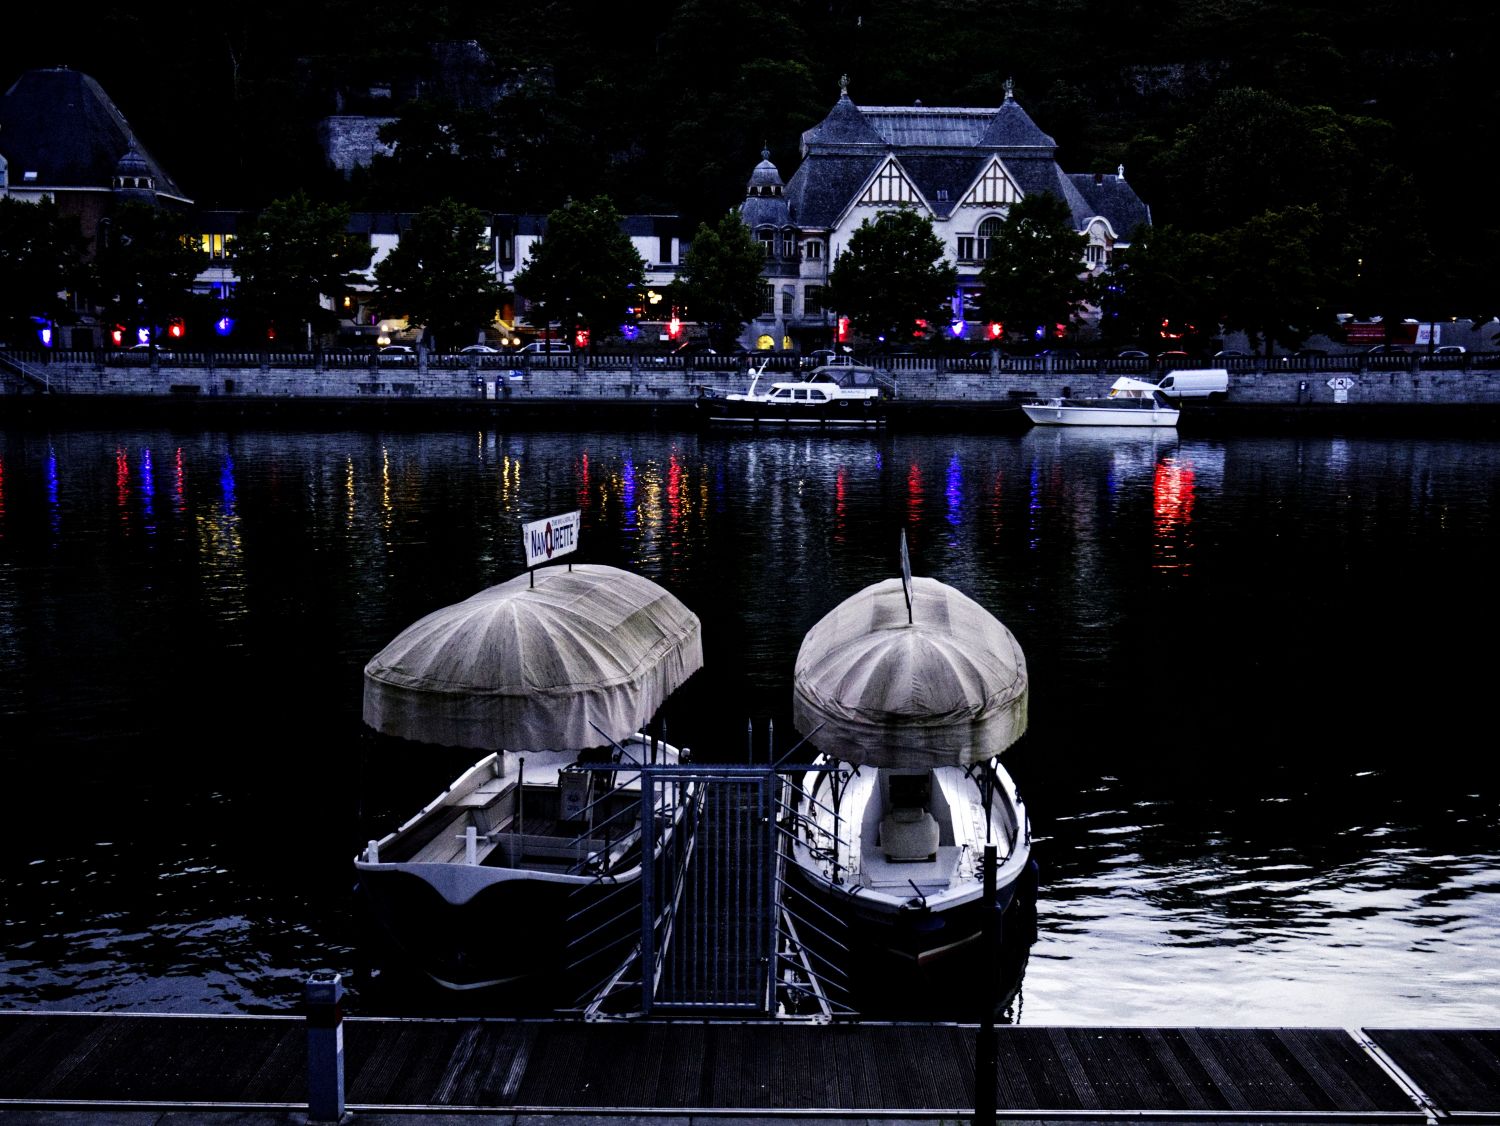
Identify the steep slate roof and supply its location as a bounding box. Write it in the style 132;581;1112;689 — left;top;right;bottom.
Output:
1070;172;1152;234
783;89;1146;237
0;68;189;201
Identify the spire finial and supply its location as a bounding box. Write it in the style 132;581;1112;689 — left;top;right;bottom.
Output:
1004;77;1014;101
762;142;770;160
839;73;849;97
1117;163;1125;180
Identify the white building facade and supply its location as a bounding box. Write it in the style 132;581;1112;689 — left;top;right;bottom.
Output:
742;80;1151;352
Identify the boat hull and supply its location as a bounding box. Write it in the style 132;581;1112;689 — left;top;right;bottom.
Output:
354;865;638;994
1022;401;1178;426
697;395;885;428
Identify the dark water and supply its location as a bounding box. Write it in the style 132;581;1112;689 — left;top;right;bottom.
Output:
1;423;1496;1024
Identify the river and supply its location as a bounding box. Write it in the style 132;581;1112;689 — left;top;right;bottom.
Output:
0;422;1496;1024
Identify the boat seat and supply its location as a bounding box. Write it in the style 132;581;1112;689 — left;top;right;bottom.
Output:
880;807;939;862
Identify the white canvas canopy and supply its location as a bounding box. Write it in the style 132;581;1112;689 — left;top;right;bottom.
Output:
791;576;1028;768
1109;376;1163;397
363;564;703;752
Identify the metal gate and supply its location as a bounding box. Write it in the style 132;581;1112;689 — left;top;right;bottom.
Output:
642;766;776;1013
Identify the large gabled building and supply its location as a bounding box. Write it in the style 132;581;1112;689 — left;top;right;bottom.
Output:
742;79;1151;352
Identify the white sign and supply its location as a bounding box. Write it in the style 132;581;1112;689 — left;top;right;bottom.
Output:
1416;323;1438;345
1327;377;1355;391
522;510;581;568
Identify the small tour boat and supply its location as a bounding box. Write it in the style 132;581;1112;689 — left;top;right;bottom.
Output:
356;563;703;996
355;733;693;993
1022;376;1179;427
788;756;1033;966
784;567;1036;970
697;360;892;427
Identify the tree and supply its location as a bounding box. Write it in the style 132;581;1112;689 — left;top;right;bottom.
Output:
1098;223;1221;350
91;203;208;347
233;192;373;346
1214;206;1352;357
676;210;767;349
977;193;1095;345
373;198;506;352
0;197;89;344
512;196;645;347
826;207;957;346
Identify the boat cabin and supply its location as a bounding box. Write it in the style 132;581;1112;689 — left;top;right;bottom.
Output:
879;771;940;862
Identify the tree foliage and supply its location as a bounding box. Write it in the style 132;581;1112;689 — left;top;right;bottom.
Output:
977;193;1095;344
1098;223;1221;349
511;196;645;346
1214;206;1352;356
0;197;89;340
676;210;767;348
373;197;505;350
91;203;208;340
827;208;957;345
233;192;373;344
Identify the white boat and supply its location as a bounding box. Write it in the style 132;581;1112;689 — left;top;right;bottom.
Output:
784;571;1036;970
698;360;891;427
356;563;704;995
788;757;1033;966
355;734;693;992
1022;376;1180;427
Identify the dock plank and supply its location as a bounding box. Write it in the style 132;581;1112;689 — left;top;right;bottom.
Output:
1366;1028;1500;1115
0;1013;1434;1118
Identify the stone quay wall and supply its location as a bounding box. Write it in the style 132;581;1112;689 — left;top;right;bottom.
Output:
5;350;1500;415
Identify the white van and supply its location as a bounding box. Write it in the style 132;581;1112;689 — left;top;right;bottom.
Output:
517;341;571;355
1155;368;1229;400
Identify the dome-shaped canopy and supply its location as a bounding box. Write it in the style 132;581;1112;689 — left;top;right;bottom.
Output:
792;576;1028;768
364;564;703;752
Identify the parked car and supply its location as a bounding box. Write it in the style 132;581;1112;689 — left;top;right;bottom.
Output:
517;341;571;355
1214;349;1249;358
1116;349;1149;359
123;343;173;360
459;344;499;354
1434;345;1466;355
1364;344;1408;355
378;345;416;361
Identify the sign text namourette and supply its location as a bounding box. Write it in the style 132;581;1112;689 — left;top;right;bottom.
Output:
522;510;581;569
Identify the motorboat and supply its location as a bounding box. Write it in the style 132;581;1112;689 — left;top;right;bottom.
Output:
788;756;1033;967
355;733;693;993
355;563;703;996
697;360;892;427
1022;376;1179;427
783;569;1036;970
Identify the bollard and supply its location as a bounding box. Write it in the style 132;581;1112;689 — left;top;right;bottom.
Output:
305;970;345;1122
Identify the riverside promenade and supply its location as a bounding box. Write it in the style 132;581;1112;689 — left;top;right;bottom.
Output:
4;349;1500;430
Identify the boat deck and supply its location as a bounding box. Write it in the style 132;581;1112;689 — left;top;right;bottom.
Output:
3;1012;1496;1119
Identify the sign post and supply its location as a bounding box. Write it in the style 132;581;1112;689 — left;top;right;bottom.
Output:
521;510;582;580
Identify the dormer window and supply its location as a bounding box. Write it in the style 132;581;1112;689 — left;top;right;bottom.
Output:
758;230;775;256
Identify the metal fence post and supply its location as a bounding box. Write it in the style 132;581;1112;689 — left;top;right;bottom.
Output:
305;970;346;1122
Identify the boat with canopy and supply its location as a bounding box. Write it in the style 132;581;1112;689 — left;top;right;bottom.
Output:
355;563;703;995
786;564;1035;969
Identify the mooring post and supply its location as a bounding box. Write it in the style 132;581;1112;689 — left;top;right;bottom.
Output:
974;842;999;1126
305;970;346;1122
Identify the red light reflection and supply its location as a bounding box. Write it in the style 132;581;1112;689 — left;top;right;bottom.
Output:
1152;456;1196;569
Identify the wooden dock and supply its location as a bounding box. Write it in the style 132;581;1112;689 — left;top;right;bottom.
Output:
2;1012;1498;1119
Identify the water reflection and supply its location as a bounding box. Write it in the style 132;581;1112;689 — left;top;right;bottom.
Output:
0;426;1497;1022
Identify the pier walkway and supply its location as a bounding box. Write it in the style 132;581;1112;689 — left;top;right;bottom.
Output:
2;1012;1497;1122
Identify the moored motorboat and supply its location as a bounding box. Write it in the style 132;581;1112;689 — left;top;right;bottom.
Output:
698;360;893;427
784;568;1035;971
356;562;703;997
1022;376;1179;427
